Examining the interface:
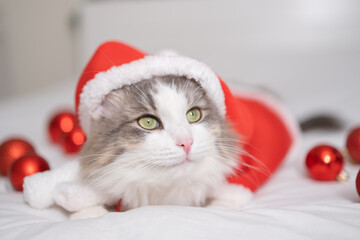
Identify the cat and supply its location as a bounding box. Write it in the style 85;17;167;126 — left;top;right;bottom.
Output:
22;41;302;219
51;75;254;219
34;73;336;219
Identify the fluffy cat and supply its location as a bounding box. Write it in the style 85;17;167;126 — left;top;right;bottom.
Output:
24;42;298;219
50;75;253;218
81;75;245;207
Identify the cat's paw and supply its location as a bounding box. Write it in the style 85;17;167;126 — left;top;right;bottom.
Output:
52;182;103;212
70;205;109;220
207;184;253;210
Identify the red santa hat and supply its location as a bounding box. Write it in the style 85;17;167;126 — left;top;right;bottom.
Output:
75;41;300;192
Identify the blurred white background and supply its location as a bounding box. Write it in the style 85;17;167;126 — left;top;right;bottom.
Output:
0;0;359;119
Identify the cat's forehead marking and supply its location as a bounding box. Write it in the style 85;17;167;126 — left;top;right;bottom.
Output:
152;82;189;118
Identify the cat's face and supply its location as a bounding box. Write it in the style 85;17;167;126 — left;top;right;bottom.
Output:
80;76;239;206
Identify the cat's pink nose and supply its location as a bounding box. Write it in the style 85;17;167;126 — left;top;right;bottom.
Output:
176;138;193;154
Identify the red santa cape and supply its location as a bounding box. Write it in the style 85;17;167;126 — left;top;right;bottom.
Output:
75;41;300;192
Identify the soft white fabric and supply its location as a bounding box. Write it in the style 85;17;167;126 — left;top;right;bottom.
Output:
23;161;79;209
79;55;225;134
1;79;360;239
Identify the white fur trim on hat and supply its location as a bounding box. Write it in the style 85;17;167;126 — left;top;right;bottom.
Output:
79;55;225;134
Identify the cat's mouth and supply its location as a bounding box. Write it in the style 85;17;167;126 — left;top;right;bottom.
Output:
171;157;192;167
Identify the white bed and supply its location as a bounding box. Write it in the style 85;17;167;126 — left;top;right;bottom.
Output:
0;74;360;239
1;0;360;239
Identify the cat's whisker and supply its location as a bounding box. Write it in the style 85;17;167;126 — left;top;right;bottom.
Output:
216;137;246;142
237;160;271;177
200;144;245;156
213;145;244;152
90;146;182;159
228;166;264;189
76;153;120;160
132;83;157;106
214;153;271;185
87;159;160;187
196;141;272;178
97;161;163;187
239;152;271;175
183;78;191;94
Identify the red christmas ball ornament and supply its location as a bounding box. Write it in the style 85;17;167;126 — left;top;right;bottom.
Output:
0;138;36;176
48;111;77;143
8;153;50;191
356;170;360;198
63;126;86;153
305;144;344;181
346;127;360;163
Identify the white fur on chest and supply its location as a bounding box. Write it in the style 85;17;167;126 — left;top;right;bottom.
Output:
99;150;231;210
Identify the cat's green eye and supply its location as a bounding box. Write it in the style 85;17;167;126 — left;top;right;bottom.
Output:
186;108;201;123
138;116;159;130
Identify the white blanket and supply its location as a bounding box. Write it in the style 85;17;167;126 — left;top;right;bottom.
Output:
0;79;360;239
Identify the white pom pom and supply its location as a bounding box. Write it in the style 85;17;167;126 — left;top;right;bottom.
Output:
23;161;80;209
